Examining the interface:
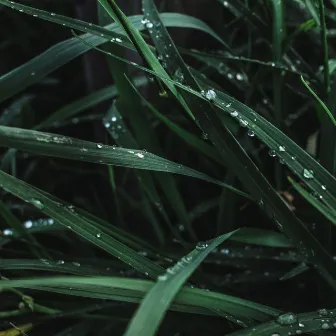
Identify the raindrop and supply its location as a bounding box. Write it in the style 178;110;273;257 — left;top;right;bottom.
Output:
321;323;329;329
136;153;144;159
103;121;111;128
50;13;56;16
111;116;117;122
146;22;153;29
318;308;328;316
96;232;101;238
226;102;232;108
269;150;276;157
223;1;229;6
236;73;244;81
276;312;297;325
31;199;44;209
72;262;81;267
24;220;33;229
247;130;255;137
271;333;281;336
157;274;167;281
303;169;314;179
205;89;216;101
96;143;103;149
3;229;13;236
31;72;35;76
196;242;209;250
221;248;230;255
115;38;122;43
279;145;286;152
202;132;209;140
321;185;327;190
230;110;239;117
57;260;65;265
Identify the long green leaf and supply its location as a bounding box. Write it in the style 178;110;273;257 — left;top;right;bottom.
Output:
0;125;248;197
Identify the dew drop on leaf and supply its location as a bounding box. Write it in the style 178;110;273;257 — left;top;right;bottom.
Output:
31;199;44;209
276;312;297;325
269;150;276;157
303;169;314;179
196;242;209;250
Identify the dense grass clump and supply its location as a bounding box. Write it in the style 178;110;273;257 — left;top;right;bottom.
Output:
1;0;336;335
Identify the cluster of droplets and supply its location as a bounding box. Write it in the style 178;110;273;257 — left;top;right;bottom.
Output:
201;89;217;101
2;218;55;236
141;18;154;29
157;253;194;282
103;113;126;140
127;150;145;159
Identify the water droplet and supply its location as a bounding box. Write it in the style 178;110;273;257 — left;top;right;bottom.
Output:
72;262;81;267
221;248;230;254
321;185;327;190
276;312;297;325
115;38;122;43
236;73;244;81
318;308;328;316
223;1;229;7
96;233;101;238
31;199;44;209
136;153;144;159
271;333;280;336
321;322;330;329
3;229;13;236
247;130;255;137
303;169;314;179
202;132;208;140
103;121;111;128
97;143;103;149
205;89;216;101
111;116;117;122
30;72;35;76
269;150;276;157
50;13;56;16
146;22;153;29
279;145;286;152
230;110;238;117
24;220;33;229
57;260;65;265
157;274;167;281
196;242;209;250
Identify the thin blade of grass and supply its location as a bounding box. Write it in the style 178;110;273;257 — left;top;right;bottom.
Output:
0;169;165;278
0;125;248;197
0;275;280;322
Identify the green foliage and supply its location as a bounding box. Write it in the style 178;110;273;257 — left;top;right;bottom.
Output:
1;0;336;335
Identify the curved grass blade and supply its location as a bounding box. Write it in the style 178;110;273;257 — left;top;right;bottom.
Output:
288;177;336;225
0;126;248;197
34;76;147;130
0;169;165;279
301;75;336;127
140;0;336;290
229;309;336;336
0;259;113;276
124;230;263;336
0;275;280;321
0;0;222;103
